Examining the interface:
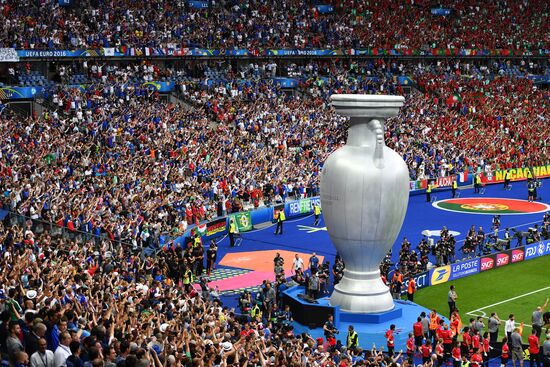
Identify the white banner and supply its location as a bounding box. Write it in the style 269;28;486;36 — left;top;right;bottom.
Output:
103;48;115;57
0;48;19;62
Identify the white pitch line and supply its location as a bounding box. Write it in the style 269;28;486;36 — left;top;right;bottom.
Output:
467;285;550;314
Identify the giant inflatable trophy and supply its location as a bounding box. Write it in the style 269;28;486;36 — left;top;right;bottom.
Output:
321;94;409;313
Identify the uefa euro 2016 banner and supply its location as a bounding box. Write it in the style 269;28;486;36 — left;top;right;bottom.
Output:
16;48;550;59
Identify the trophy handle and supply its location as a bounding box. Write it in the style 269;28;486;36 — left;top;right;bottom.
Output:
372;119;385;169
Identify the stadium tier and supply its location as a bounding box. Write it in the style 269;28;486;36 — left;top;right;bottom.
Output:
0;3;550;367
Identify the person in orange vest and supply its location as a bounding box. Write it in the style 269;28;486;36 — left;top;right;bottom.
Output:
407;276;417;302
429;309;441;345
450;310;463;338
392;270;404;299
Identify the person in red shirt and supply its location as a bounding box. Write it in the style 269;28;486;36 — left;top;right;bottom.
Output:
240;323;255;337
441;324;454;363
462;327;472;359
471;348;483;367
501;336;510;367
421;340;433;364
472;330;481;351
482;332;491;367
527;329;540;367
386;324;396;357
436;319;445;344
435;339;445;367
413;317;425;353
452;341;462;367
406;332;415;358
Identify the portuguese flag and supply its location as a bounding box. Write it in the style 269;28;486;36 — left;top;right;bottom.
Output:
435;198;549;215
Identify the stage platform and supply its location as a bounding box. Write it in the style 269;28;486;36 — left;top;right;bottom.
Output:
283;286;403;327
284;286;436;349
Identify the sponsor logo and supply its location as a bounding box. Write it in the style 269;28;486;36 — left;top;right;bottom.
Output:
539;243;546;256
496;253;510;267
450;258;480;280
288;197;321;217
430;265;451;285
511;249;524;263
480;257;495;271
525;244;539;259
402;272;429;294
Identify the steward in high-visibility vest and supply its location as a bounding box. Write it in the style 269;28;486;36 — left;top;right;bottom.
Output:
452;179;458;198
183;267;194;291
251;303;262;322
474;175;482;193
229;219;237;247
347;325;359;350
313;204;321;226
193;235;201;248
426;183;433;202
274;210;285;235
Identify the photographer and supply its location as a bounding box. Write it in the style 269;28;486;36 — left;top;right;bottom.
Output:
323;314;339;341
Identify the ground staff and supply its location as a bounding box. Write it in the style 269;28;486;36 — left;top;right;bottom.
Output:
274;210;285;235
229;219;237;247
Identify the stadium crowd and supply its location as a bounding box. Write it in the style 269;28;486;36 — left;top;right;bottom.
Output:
0;0;548;51
1;1;550;362
1;58;549;245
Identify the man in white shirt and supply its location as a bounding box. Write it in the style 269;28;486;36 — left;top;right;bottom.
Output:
30;338;54;367
53;332;71;367
292;254;304;274
505;314;516;341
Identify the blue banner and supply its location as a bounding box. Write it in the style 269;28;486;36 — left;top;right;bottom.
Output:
17;50;104;58
0;86;43;100
188;0;208;9
142;81;175;92
395;76;414;86
450;258;479;280
272;78;299;88
316;4;334;13
58;0;72;5
431;8;452;16
525;240;550;260
266;49;346;56
286;197;321;218
14;47;550;59
529;75;550;84
401;271;429;294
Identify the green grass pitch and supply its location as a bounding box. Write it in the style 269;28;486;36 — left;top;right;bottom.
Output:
413;255;550;342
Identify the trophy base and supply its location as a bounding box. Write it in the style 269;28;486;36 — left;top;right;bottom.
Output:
330;269;394;313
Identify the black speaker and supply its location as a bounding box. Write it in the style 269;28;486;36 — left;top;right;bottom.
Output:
297;293;318;304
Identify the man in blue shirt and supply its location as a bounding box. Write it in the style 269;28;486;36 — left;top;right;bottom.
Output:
309;253;319;274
